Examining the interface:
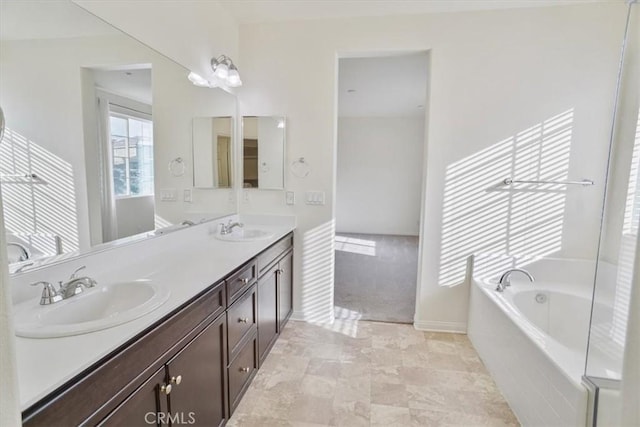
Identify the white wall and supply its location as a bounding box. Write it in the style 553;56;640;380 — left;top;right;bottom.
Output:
336;117;424;235
115;196;155;239
257;117;285;189
237;4;624;326
73;0;239;84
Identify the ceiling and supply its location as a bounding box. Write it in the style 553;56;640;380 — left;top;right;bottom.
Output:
339;53;429;118
92;67;153;105
217;0;606;24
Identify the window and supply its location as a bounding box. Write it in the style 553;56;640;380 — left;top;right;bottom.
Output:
109;112;154;197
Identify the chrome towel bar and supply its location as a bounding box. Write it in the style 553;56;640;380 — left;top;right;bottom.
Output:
502;177;594;186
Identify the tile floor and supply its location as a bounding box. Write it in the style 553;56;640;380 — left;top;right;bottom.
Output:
228;320;519;427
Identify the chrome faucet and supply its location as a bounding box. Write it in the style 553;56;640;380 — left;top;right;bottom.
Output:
31;266;98;305
59;266;97;298
8;242;31;262
496;268;534;292
220;220;244;235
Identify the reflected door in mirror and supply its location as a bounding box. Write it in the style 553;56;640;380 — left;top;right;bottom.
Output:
193;117;233;189
242;117;285;190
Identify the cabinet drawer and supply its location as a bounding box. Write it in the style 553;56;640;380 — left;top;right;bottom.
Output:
227;285;257;358
226;260;257;306
228;334;258;413
257;233;292;277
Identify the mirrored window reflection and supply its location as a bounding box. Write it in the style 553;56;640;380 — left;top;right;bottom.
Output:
109;114;154;197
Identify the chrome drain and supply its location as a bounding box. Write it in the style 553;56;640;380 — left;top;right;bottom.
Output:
535;293;548;304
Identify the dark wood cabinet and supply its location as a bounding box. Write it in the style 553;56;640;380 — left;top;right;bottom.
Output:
98;367;167;427
257;263;279;364
227;334;258;413
277;250;293;330
227;285;257;359
257;236;293;366
166;314;227;427
22;233;294;427
98;310;228;427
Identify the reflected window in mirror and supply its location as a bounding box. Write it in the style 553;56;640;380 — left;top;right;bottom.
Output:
192;117;233;189
242;116;285;190
109;112;154;198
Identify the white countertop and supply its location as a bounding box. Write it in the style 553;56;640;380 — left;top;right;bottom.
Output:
12;215;295;410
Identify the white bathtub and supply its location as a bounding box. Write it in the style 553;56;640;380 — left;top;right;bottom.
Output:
468;256;593;426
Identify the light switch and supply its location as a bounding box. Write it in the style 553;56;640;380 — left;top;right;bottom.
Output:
286;191;295;205
160;189;178;202
183;189;193;203
305;191;325;205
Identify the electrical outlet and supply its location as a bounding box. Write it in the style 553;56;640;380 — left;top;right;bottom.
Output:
286;191;295;205
183;189;193;203
228;190;235;204
243;190;250;203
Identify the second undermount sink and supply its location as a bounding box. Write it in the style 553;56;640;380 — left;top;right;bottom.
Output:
14;280;170;338
216;228;275;242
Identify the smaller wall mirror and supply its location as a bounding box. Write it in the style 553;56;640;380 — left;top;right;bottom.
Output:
242;116;285;190
192;116;233;188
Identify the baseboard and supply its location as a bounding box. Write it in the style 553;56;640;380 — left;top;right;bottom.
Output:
413;320;467;334
289;311;306;321
289;311;334;323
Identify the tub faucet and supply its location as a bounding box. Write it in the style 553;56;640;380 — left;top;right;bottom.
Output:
8;242;31;262
220;220;243;235
496;268;534;292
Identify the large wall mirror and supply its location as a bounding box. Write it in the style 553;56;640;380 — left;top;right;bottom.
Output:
0;0;236;270
242;116;285;190
193;117;233;189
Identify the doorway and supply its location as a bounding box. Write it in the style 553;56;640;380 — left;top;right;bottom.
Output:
334;52;428;323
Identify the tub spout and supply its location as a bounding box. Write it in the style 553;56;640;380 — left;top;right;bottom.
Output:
496;268;534;292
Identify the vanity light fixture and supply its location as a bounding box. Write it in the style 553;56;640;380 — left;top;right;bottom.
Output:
211;55;243;88
187;71;215;88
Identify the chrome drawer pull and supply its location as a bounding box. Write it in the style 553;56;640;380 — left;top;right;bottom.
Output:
238;317;249;323
239;367;250;373
171;375;182;385
239;277;250;284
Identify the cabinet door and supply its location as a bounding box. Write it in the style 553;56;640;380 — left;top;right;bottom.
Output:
257;263;278;364
166;315;227;427
278;250;293;329
98;367;168;427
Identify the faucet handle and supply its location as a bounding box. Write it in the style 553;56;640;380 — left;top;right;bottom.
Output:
69;266;86;280
31;281;63;305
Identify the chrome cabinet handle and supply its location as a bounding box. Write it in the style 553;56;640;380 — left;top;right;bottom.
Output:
160;383;172;395
239;367;250;373
171;375;182;385
239;277;249;284
276;269;285;274
238;317;249;323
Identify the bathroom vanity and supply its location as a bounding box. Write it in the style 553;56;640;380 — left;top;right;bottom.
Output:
18;229;293;427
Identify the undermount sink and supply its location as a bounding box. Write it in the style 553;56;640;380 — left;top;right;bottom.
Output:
14;280;170;338
216;228;275;242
